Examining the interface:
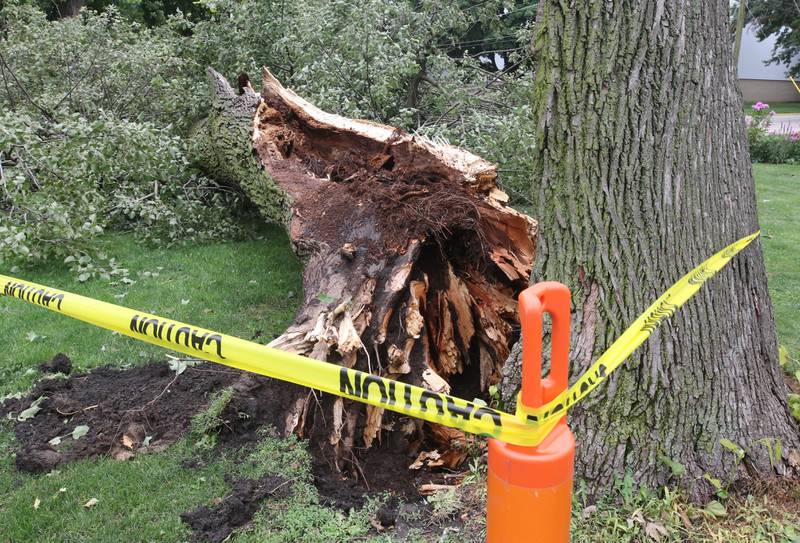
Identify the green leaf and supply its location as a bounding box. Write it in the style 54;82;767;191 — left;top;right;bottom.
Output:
720;438;745;460
49;436;61;446
18;396;45;421
72;425;89;440
779;345;789;366
77;272;90;282
703;473;722;491
658;455;686;477
169;360;187;375
703;500;727;518
789;395;800;422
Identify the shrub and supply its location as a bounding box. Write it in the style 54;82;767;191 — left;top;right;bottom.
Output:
0;2;251;277
746;103;800;163
0;111;248;277
422;68;537;207
747;102;773;143
185;0;525;128
1;0;539;278
748;133;800;164
0;3;205;130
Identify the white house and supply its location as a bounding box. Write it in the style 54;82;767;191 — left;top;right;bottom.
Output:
738;24;800;102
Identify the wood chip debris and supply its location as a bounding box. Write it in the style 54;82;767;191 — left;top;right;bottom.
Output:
418;483;456;495
409;450;444;470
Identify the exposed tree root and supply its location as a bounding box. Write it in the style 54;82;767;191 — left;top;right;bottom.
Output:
192;67;536;470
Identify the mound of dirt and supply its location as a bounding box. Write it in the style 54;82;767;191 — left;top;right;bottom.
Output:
180;474;292;542
1;359;448;495
0;360;300;473
310;444;432;510
1;357;457;541
38;352;72;375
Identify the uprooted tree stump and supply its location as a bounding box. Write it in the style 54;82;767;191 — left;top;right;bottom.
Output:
192;67;536;470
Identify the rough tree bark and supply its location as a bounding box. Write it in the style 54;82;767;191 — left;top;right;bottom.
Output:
56;0;85;17
192;68;536;469
501;0;799;499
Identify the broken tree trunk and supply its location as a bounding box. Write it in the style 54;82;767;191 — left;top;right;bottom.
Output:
192;68;536;469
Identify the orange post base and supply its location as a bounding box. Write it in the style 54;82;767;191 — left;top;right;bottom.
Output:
486;424;575;543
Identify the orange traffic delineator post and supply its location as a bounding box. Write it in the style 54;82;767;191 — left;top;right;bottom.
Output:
487;282;575;543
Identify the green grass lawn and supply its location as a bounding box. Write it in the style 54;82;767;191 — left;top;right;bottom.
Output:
754;164;800;370
0;227;302;396
745;101;800;114
0;430;379;543
0;228;384;542
0;165;798;542
0;436;233;542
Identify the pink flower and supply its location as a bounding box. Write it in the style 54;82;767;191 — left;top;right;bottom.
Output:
752;101;770;111
791;132;800;142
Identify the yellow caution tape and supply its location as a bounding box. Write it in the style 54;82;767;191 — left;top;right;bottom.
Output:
523;231;760;424
0;232;758;447
790;76;800;95
0;272;539;444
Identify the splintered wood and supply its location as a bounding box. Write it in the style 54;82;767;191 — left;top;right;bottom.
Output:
199;67;537;468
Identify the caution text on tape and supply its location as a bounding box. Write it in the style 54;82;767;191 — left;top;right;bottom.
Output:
0;232;758;446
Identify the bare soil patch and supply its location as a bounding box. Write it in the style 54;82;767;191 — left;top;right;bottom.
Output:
1;359;247;472
1;357;455;539
38;352;72;375
180;474;292;543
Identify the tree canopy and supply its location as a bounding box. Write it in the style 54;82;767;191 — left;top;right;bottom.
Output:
747;0;800;77
0;0;535;278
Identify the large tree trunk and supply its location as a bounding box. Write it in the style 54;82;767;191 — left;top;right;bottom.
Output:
501;1;799;500
192;69;536;469
57;0;85;17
